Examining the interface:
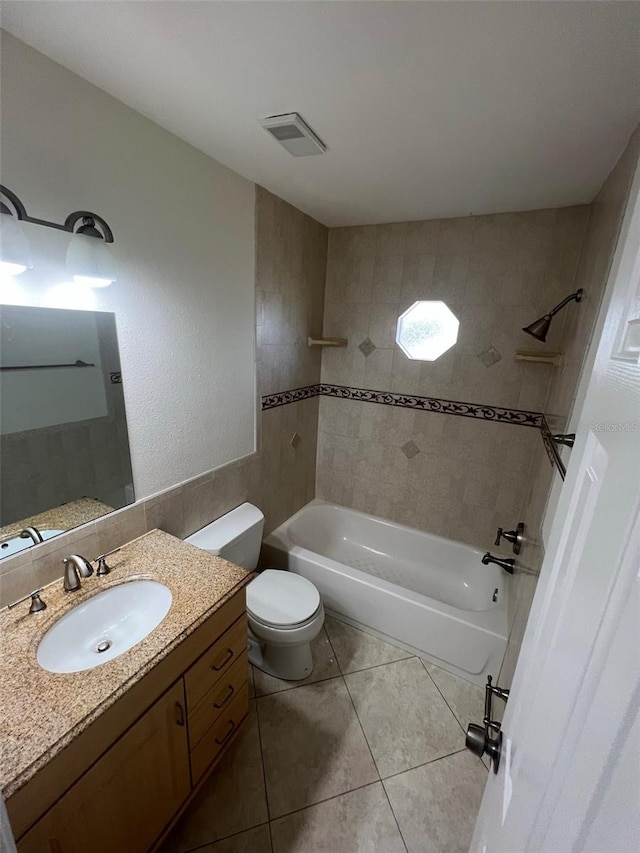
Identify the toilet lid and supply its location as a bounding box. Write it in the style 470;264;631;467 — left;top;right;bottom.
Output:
247;570;320;627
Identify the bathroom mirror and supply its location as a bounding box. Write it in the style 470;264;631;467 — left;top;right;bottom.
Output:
0;305;134;558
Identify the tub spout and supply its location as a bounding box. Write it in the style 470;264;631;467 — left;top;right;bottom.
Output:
482;552;515;574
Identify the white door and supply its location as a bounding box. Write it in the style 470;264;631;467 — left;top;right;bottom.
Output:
471;156;640;852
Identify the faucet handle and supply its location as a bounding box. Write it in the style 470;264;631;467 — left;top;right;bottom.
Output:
8;587;47;614
494;522;525;554
94;547;121;577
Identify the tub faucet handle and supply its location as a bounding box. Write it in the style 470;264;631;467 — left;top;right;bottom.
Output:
494;522;525;555
482;552;515;574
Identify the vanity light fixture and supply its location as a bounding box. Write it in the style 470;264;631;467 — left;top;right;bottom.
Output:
0;185;116;287
0;211;32;276
522;289;583;343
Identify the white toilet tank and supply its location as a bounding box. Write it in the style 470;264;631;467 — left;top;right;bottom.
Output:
185;503;265;570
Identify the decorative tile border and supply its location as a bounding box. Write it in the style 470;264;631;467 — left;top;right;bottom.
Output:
540;415;566;480
318;384;544;427
262;383;566;477
261;384;320;409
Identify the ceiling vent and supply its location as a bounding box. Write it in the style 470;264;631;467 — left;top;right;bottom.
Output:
260;113;326;157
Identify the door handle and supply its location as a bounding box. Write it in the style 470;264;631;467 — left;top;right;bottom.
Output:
465;675;509;773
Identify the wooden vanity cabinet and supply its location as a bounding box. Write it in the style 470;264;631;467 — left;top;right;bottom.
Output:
9;589;250;853
18;680;190;853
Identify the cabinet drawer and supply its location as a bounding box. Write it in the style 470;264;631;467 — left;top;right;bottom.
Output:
190;683;249;786
185;615;247;711
189;652;248;749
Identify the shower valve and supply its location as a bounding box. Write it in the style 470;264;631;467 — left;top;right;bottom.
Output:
494;521;525;555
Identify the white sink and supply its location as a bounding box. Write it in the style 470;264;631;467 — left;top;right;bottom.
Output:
0;529;64;558
37;580;172;674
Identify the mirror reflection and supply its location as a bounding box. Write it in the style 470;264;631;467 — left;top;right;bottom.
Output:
0;305;134;558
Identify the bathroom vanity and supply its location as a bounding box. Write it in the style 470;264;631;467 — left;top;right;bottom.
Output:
1;530;253;852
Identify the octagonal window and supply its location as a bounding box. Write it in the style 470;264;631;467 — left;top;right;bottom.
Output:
396;301;459;361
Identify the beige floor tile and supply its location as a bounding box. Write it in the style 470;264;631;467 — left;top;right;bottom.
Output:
161;703;267;851
384;751;487;853
257;677;378;818
325;616;413;673
271;783;405;853
185;823;272;853
345;658;464;777
422;661;485;731
252;628;339;696
422;661;493;769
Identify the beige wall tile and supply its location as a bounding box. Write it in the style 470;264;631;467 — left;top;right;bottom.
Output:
0;550;36;608
95;503;146;556
144;485;185;539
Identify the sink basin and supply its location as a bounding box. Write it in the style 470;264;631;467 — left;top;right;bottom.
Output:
0;529;64;558
37;580;172;673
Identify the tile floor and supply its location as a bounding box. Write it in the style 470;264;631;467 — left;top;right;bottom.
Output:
161;616;488;853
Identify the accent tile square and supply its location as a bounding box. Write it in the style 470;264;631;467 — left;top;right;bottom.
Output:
290;432;301;449
401;439;421;459
476;345;502;367
358;337;377;357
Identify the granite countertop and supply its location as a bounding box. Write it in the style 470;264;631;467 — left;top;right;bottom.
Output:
0;529;251;799
0;497;115;541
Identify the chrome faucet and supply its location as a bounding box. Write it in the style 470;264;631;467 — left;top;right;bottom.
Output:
20;526;44;545
482;552;515;574
62;554;94;591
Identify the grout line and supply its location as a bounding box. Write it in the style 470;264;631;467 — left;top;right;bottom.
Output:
418;658;468;735
334;652;416;679
322;624;344;676
252;670;343;698
340;665;382;782
268;779;384;825
253;697;274;839
185;822;271;853
380;748;468;783
380;779;410;853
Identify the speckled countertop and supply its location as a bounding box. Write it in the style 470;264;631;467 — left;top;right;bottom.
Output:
0;497;115;541
0;529;251;799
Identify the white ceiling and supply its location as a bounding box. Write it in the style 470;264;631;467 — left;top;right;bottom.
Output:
2;1;640;227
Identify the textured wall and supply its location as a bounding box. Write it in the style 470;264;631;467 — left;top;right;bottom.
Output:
0;186;328;603
317;207;588;548
499;127;640;688
0;33;256;498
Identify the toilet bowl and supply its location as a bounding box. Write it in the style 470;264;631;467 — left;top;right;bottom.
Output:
246;569;325;680
185;503;325;681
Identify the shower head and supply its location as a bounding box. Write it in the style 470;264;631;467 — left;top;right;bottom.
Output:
522;314;552;342
522;289;583;343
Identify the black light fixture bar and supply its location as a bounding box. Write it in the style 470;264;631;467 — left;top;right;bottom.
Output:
0;185;114;243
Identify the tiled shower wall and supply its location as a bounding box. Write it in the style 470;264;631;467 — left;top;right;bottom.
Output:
499;125;640;688
316;206;589;548
0;187;328;605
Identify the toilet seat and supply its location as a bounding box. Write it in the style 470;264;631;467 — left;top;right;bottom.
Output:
247;569;320;628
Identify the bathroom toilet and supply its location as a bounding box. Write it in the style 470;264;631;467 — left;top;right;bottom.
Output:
186;503;324;681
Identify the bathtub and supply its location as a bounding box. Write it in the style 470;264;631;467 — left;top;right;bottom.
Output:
262;500;507;685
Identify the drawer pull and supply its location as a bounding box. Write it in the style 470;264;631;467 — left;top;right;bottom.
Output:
213;684;235;709
211;647;234;671
215;719;236;745
175;701;185;727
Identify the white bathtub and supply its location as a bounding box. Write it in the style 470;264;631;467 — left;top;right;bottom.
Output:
262;499;507;685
